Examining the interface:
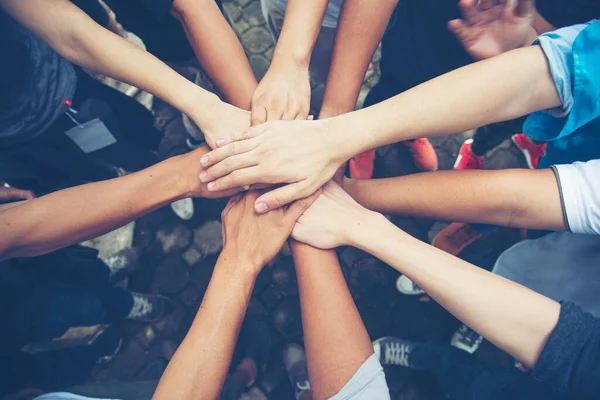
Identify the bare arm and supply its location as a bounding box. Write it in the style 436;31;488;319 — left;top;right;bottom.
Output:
0;147;231;261
0;0;249;148
319;0;398;118
172;0;257;110
291;242;375;398
343;168;566;231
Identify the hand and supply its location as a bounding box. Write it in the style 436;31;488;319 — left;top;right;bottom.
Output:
199;120;345;213
448;0;535;61
0;186;35;202
251;57;311;125
188;98;251;149
220;190;319;270
292;181;374;249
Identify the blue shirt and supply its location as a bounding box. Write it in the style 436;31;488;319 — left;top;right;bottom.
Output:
524;20;600;167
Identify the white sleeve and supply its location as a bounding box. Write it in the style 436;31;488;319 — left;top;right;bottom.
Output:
553;160;600;234
330;354;390;400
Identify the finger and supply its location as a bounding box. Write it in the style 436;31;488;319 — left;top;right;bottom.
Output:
285;188;322;224
251;105;268;126
307;115;315;120
254;181;309;214
477;0;496;11
201;152;259;183
200;138;258;169
282;102;300;120
516;0;534;17
458;0;478;21
266;106;284;122
207;166;265;192
249;183;273;190
293;106;310;121
448;19;471;42
222;193;244;216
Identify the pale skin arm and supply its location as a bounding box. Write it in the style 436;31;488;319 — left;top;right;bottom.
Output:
343;168;566;231
291;242;375;399
171;0;257;110
0;0;249;148
319;0;398;118
0;146;235;261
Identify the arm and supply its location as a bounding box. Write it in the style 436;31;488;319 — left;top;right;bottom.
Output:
0;146;234;261
291;242;376;398
0;0;249;148
153;191;316;399
343;168;566;231
319;0;398;119
292;182;561;370
250;0;329;124
200;45;562;211
171;0;257;109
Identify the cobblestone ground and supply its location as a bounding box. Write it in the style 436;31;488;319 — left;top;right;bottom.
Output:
93;1;528;398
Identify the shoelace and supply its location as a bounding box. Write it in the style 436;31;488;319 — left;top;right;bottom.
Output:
384;342;411;367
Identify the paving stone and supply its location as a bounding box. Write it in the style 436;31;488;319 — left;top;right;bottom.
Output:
260;286;282;310
231;16;252;36
156;223;191;254
193;220;223;257
239;387;268;400
152;300;188;339
223;1;243;22
247;298;268;318
182;246;202;266
241;27;273;54
242;1;266;26
338;246;368;269
249;54;271;81
272;299;302;338
271;258;298;297
253;267;272;296
151;255;190;295
349;257;391;302
234;0;253;7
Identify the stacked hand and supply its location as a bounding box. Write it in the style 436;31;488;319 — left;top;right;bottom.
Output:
0;186;35;202
188;99;251;150
448;0;535;61
199;120;344;213
220;190;319;272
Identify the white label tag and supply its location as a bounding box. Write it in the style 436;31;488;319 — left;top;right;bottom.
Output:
65;118;117;154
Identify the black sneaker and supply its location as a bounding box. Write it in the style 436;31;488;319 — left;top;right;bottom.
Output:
283;344;311;400
373;337;414;367
127;293;173;323
89;326;123;364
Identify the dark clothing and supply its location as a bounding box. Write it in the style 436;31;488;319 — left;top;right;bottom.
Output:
0;11;76;148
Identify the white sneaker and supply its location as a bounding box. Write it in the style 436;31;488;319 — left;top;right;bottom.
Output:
396;275;426;296
451;324;483;354
373;337;413;367
170;198;194;221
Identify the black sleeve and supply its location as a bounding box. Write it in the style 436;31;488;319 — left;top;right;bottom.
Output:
533;302;600;399
537;0;600;29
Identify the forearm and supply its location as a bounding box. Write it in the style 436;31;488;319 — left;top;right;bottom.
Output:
1;0;220;124
272;0;329;67
173;0;257;109
154;255;256;400
320;0;398;117
291;241;373;399
343;168;566;231
352;214;561;369
324;46;562;160
0;157;188;261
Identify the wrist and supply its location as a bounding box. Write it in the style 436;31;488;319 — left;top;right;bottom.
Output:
321;115;364;164
180;85;222;129
217;249;262;279
271;47;311;71
346;210;389;249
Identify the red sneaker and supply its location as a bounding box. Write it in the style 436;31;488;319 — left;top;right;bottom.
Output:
404;138;438;171
349;149;376;179
511;133;547;169
454;139;484;170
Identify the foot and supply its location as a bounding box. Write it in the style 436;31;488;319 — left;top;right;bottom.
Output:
454;139;484;170
283;344;311;400
349;149;376;179
102;247;141;283
450;325;483;354
127;293;173;323
170;198;195;220
373;337;414;367
396;275;425;296
89;326;123;364
404;138;438;171
511;133;546;169
432;222;483;256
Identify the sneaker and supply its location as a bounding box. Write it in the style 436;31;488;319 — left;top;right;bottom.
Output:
372;337;414;367
396;275;425;296
432;223;483;256
450;325;483;354
404;138;438;171
127;293;173;323
88;326;123;364
170;198;195;220
102;247;141;284
283;344;311;400
511;133;546;169
349;149;376;179
454;139;484;170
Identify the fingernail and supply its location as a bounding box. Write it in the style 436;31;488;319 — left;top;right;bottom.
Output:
200;156;209;166
199;171;208;182
255;202;268;213
216;138;226;147
243;185;250;191
207;182;216;191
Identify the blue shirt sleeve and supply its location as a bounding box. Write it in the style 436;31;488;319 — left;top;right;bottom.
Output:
524;20;600;142
533;302;600;399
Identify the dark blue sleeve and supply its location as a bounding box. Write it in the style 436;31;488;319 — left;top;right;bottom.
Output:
533;301;600;399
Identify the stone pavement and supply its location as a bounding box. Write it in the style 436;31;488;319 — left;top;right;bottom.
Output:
92;1;529;398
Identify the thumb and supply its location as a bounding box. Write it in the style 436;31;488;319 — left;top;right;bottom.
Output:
285;188;322;224
254;181;308;214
